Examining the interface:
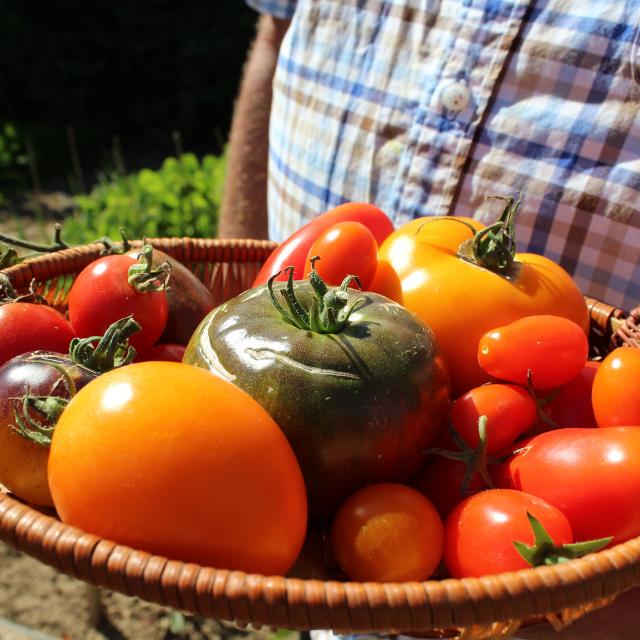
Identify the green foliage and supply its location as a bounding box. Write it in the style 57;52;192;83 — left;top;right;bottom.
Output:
67;152;225;244
0;121;29;205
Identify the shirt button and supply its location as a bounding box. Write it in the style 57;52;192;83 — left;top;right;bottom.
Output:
440;82;470;112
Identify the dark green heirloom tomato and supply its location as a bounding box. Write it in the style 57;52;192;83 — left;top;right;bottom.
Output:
184;260;450;517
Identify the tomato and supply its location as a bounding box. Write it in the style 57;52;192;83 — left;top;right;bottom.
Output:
0;302;75;367
447;383;537;454
592;348;640;427
48;362;308;575
0;352;97;506
368;260;403;304
413;456;489;518
185;266;449;516
137;343;186;362
478;315;589;391
444;489;574;578
499;427;640;543
126;247;214;346
253;202;394;286
331;483;443;581
303;221;378;290
68;248;168;353
539;360;599;428
378;202;589;396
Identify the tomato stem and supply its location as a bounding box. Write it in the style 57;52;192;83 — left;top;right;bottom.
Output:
267;257;365;334
69;315;141;373
128;244;171;293
11;387;69;447
514;512;612;567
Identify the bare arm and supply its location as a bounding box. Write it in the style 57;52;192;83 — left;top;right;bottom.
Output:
218;15;290;239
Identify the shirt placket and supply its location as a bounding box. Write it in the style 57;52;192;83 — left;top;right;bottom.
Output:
398;0;533;221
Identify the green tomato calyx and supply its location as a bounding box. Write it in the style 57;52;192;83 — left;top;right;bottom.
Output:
12;386;69;447
426;415;496;493
514;512;612;567
458;194;520;274
128;244;171;293
69;315;141;373
267;256;366;334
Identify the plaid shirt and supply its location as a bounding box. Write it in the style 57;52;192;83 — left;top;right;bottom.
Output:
247;0;640;310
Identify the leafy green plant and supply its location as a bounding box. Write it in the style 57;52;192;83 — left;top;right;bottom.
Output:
67;151;225;243
0;121;29;205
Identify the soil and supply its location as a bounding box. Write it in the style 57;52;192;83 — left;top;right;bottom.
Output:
0;541;293;640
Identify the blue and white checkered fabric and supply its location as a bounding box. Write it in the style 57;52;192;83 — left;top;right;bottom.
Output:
248;0;640;310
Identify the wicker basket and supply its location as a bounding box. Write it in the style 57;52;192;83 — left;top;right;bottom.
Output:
1;237;640;640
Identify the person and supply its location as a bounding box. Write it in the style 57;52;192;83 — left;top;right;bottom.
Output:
218;3;640;638
219;0;640;313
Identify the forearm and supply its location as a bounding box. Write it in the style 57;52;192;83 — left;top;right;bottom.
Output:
218;15;290;239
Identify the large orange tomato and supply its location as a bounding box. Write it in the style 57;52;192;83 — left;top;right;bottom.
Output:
378;201;589;396
48;362;308;575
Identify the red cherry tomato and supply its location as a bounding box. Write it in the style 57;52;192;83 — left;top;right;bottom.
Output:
444;489;573;578
304;221;378;290
253;202;394;286
592;348;640;427
500;427;640;543
0;302;75;366
539;360;600;428
331;483;444;581
68;253;168;353
137;343;186;362
477;315;588;390
447;383;537;454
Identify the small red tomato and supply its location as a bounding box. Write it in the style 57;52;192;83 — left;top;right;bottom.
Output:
137;343;186;363
331;483;444;581
447;383;537;454
68;249;168;353
0;302;75;366
477;315;588;390
304;221;378;290
444;489;573;578
592;348;640;427
539;360;600;428
413;456;489;518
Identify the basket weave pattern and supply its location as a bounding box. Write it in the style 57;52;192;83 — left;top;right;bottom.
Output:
1;238;640;640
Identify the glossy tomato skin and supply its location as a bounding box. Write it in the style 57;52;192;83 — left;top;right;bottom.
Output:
253;202;394;286
48;362;308;575
592;348;640;427
378;217;589;396
444;489;573;578
448;383;537;454
477;315;589;390
368;260;403;304
500;427;640;544
0;352;97;506
331;483;444;581
304;221;378;290
540;360;599;428
184;284;450;517
68;254;168;353
0;303;75;367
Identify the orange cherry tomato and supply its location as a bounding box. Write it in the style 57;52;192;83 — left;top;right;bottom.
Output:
304;221;378;290
378;216;589;396
48;362;308;575
331;483;443;581
477;315;589;390
592;347;640;427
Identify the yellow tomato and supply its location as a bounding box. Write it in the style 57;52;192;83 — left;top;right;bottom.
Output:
378;216;589;396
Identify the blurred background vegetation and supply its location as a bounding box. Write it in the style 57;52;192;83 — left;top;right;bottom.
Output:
0;0;258;242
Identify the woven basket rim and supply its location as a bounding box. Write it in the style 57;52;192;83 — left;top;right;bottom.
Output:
1;237;639;634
